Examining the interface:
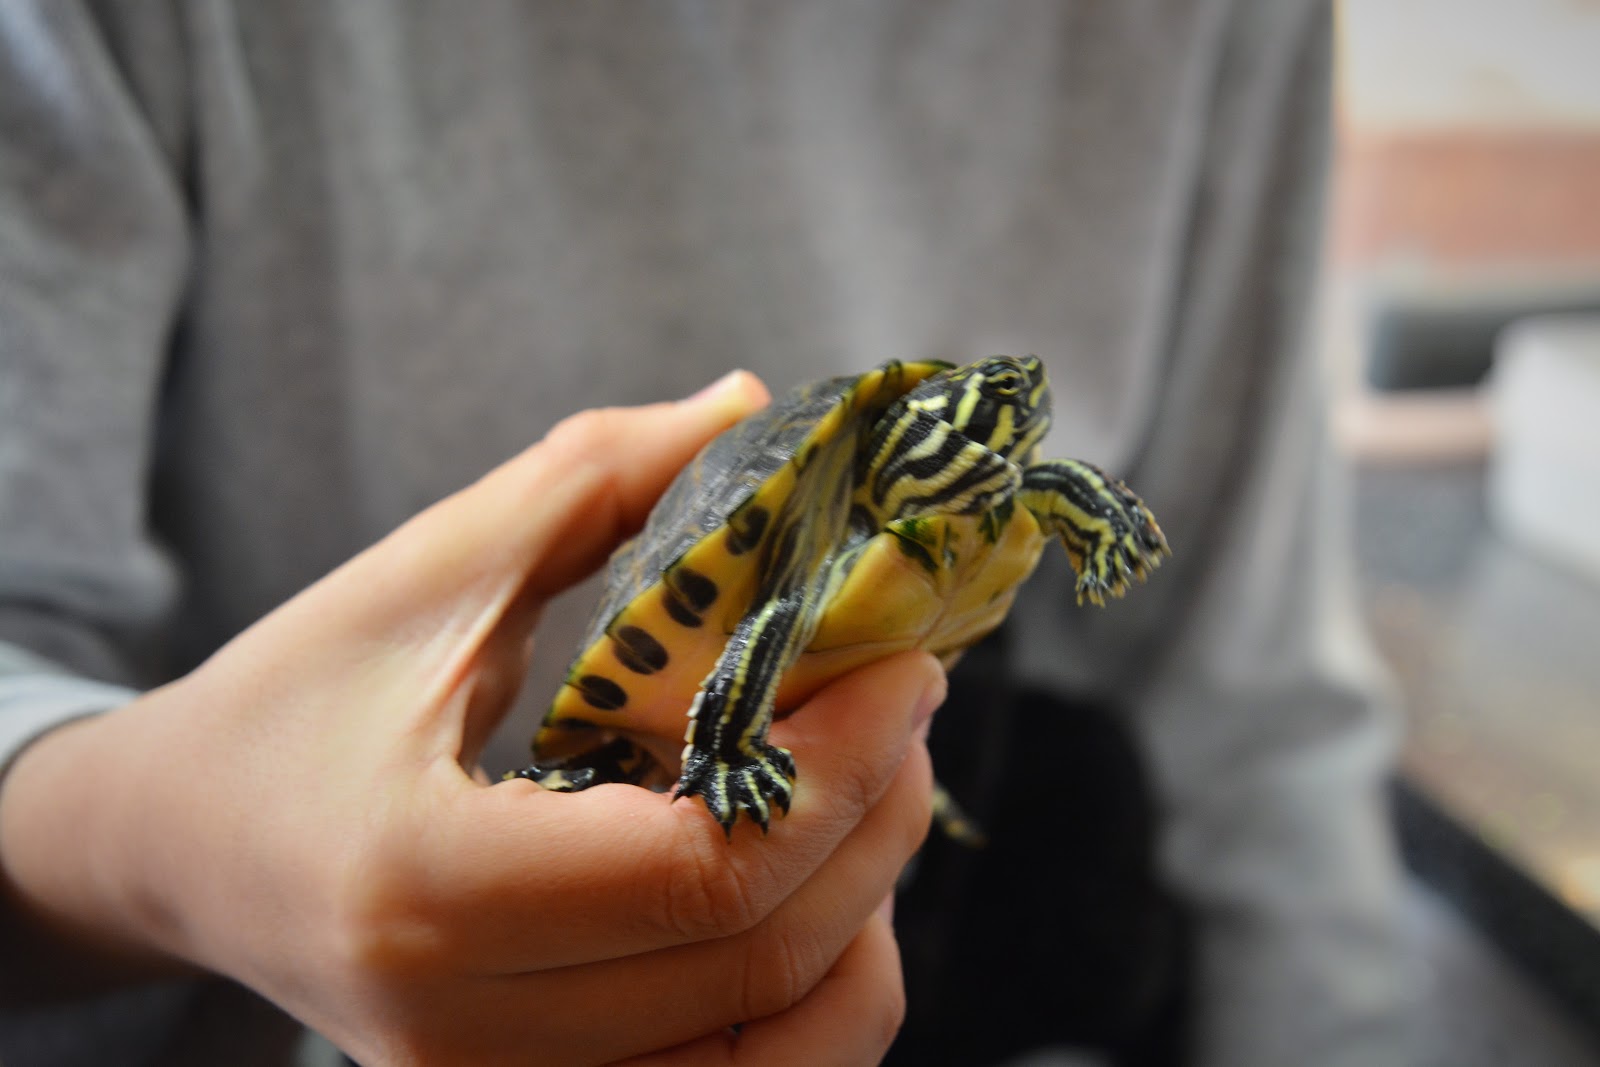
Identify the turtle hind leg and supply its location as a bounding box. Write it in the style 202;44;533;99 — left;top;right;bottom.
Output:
1019;459;1170;606
675;595;810;838
507;737;656;792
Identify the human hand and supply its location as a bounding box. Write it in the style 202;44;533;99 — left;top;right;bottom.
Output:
0;371;945;1065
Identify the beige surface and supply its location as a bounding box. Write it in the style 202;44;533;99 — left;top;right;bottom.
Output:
1362;479;1600;927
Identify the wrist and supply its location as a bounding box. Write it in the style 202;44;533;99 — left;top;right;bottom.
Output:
0;699;197;997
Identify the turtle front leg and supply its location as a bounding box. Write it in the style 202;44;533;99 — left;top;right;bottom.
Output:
675;595;809;837
1019;459;1170;606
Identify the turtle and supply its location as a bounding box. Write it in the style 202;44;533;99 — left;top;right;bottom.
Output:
511;356;1169;837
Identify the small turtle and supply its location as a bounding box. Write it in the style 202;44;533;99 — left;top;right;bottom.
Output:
512;357;1168;836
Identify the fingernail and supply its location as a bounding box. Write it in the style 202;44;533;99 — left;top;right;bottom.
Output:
684;370;748;405
912;670;946;737
877;892;896;924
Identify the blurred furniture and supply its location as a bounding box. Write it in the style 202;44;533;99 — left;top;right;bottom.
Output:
1365;285;1600;391
1489;314;1600;586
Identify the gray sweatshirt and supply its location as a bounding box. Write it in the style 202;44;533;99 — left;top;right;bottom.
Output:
0;2;1408;1064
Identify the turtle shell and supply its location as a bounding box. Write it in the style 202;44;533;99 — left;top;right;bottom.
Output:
534;362;945;753
533;358;1060;785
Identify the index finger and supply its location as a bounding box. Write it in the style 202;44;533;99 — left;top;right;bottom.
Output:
395;650;943;972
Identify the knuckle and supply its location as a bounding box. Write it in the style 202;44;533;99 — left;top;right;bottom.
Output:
822;743;892;829
873;970;909;1052
739;920;828;1021
545;407;625;459
826;740;926;855
660;833;769;941
324;853;451;980
891;750;936;856
808;705;928;831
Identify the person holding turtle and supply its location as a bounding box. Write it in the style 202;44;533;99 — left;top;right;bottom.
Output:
1;4;1407;1066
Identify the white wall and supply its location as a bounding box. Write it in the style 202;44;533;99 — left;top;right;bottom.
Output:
1340;0;1600;132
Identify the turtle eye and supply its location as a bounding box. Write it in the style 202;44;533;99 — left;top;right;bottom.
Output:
982;370;1024;398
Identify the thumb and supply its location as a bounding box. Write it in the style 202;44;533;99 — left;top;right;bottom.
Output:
305;370;771;637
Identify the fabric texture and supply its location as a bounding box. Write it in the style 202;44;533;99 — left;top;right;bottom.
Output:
0;2;1408;1064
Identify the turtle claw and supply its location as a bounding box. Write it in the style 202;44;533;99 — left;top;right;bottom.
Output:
1074;530;1167;605
675;743;797;838
1071;492;1169;607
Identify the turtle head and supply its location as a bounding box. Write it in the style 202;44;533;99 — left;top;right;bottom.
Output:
909;355;1052;462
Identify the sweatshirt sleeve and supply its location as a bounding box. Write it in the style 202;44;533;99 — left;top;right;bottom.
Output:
0;6;198;1054
0;0;190;768
1014;5;1412;1064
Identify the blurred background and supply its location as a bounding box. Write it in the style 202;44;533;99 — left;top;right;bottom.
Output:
1330;1;1600;1062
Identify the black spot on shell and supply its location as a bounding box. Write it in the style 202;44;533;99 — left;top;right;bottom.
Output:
663;591;702;628
575;674;627;711
726;505;770;556
672;568;719;611
550;718;601;732
612;624;669;674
